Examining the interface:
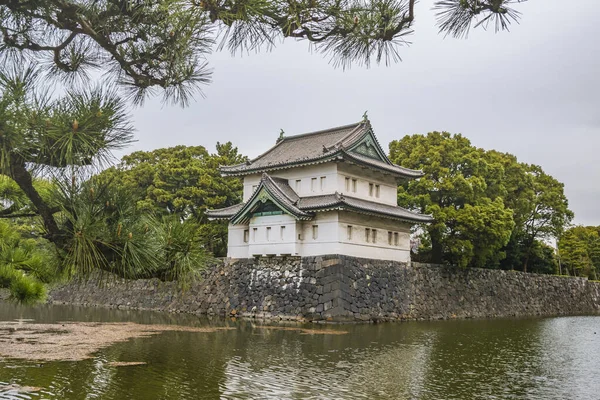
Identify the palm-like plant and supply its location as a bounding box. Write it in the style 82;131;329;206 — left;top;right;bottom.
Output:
0;66;211;285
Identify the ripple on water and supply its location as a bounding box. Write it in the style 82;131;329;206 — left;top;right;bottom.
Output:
2;303;600;400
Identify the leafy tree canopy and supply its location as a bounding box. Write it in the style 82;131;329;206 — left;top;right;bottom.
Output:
389;131;572;270
99;143;246;256
559;226;600;280
0;0;529;105
390;132;514;268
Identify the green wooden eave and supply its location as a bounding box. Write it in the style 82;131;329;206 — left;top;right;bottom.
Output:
230;179;313;225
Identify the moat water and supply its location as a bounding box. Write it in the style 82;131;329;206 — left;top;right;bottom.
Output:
0;303;599;399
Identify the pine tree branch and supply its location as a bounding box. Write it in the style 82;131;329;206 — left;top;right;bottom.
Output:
0;0;526;104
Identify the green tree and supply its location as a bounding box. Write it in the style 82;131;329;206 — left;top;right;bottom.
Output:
0;0;528;105
0;66;210;283
524;240;557;275
559;226;600;279
390;131;572;271
389;131;514;268
484;151;567;273
99;143;246;256
519;164;573;272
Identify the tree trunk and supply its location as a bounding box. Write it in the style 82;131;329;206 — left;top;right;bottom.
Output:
10;159;64;246
431;235;443;264
522;236;534;273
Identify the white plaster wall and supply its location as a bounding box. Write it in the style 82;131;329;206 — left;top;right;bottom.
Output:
242;162;400;206
227;224;250;258
272;164;338;197
242;164;339;201
233;160;414;261
228;211;412;261
247;214;298;256
242;173;262;201
296;211;341;256
337;211;411;262
337;162;398;206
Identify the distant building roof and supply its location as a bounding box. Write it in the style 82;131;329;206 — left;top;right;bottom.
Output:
206;173;433;224
220;120;423;179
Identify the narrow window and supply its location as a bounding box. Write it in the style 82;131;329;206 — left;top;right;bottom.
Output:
365;228;370;242
388;231;393;245
295;179;301;191
372;229;377;243
280;226;285;240
375;185;380;198
352;179;357;192
253;228;258;242
311;177;317;191
320;176;326;191
345;177;350;191
312;225;319;240
347;225;353;240
266;226;271;241
244;229;249;243
394;232;399;246
369;183;374;196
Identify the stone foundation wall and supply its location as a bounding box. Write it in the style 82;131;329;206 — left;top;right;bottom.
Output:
48;255;600;322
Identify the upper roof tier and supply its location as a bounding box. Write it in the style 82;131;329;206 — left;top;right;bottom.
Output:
220;120;424;179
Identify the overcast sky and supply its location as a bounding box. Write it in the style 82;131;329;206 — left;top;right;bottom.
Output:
126;0;600;226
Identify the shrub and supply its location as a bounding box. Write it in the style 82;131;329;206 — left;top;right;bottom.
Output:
0;264;16;287
9;273;47;304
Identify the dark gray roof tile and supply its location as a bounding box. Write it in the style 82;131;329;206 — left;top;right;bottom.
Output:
220;120;423;179
221;122;362;174
205;203;244;219
298;193;434;223
341;150;424;178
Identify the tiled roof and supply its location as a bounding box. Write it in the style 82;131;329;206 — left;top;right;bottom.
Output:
340;150;424;178
258;174;310;219
297;193;434;223
206;173;433;223
220;122;361;175
269;176;300;203
220;120;423;178
204;203;244;219
206;173;312;222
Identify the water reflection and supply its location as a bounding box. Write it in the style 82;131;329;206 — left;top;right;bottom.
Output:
1;303;600;399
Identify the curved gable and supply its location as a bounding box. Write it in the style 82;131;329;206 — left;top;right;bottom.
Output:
347;129;392;164
230;174;313;225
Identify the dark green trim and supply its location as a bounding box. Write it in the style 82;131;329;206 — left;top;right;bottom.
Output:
231;187;312;225
253;210;283;217
347;129;390;163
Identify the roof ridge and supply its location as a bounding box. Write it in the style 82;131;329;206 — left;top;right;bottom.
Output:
222;122;361;172
262;173;298;204
332;121;368;149
280;121;362;142
221;138;287;171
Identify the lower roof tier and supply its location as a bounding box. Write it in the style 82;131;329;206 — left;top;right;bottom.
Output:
206;173;433;224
